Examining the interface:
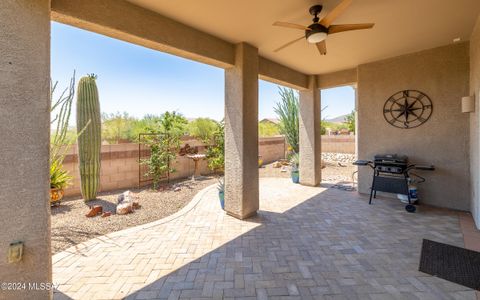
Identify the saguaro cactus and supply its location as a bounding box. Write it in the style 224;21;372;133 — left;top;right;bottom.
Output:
76;74;101;201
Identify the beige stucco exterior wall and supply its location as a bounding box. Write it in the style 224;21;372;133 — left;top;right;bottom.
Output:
0;1;52;299
358;43;470;211
470;15;480;228
224;43;259;219
317;68;358;90
299;76;322;186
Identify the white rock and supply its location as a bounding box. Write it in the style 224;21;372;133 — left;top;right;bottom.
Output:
117;190;133;204
116;202;133;215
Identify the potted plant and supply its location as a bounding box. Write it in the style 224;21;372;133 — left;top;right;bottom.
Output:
290;153;300;183
50;159;71;206
217;177;225;210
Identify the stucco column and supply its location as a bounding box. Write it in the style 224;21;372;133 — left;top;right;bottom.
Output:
224;43;259;219
0;1;52;299
299;76;322;186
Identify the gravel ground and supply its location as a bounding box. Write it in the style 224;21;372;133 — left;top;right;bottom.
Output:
259;152;358;184
52;153;356;254
51;176;218;254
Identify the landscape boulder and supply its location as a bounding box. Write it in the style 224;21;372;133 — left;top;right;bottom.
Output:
116;190;139;215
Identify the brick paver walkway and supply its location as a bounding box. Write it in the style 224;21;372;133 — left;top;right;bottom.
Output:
53;178;477;299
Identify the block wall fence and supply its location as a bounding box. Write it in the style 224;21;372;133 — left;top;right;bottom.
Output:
62;135;354;197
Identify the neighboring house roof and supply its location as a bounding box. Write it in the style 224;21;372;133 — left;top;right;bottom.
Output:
259;118;280;125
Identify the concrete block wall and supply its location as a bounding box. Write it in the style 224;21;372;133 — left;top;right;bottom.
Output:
61;135;354;197
321;136;355;154
258;136;286;164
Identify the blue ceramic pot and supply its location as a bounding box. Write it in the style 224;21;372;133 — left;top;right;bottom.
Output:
219;191;225;210
291;170;299;183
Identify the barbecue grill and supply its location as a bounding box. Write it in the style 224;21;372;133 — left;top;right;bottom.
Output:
354;154;434;212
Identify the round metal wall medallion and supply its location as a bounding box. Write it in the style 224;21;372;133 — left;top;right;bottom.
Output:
383;90;432;129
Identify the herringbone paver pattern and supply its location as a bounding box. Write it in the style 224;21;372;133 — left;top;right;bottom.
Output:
53;178;477;299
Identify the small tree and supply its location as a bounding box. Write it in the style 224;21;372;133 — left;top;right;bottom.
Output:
258;122;280;137
102;112;137;144
140;111;187;189
187;118;218;141
205;120;224;173
345;110;356;133
274;87;299;153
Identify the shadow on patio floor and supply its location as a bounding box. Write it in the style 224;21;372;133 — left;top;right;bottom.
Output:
53;178;476;299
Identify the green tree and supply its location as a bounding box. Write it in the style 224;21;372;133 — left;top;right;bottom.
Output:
274;87;299;153
187;118;218;141
102;112;137;144
258;122;280;137
140;111;187;189
205;120;225;172
345;110;356;133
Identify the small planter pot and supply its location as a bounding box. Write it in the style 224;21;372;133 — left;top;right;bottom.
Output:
291;170;300;184
258;155;263;167
50;188;65;206
218;191;225;210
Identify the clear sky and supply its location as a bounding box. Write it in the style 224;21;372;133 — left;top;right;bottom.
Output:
51;22;354;123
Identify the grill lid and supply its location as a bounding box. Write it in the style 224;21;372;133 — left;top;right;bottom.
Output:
374;154;408;164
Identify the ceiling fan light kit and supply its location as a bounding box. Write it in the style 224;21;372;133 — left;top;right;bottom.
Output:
273;0;375;55
306;24;328;43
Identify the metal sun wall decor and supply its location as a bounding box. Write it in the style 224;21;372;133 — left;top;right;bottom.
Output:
383;90;433;129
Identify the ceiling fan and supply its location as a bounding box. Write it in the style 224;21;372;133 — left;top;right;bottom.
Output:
273;0;374;55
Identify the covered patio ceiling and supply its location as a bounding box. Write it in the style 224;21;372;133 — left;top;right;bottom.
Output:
127;0;480;75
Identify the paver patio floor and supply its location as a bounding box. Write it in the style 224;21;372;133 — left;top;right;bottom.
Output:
53;178;477;299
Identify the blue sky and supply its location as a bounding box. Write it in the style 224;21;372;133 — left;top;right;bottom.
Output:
51;22;354;123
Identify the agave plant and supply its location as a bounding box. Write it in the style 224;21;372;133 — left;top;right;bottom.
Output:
289;152;300;170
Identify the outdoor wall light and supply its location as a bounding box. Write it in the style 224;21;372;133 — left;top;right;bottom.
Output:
461;96;475;113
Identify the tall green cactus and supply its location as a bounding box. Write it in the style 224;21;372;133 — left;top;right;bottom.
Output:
76;74;101;201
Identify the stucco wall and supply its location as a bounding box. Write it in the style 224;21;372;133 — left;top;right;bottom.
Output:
358;43;470;211
0;1;52;299
470;15;480;228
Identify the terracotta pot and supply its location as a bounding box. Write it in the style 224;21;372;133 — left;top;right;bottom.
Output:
50;188;64;206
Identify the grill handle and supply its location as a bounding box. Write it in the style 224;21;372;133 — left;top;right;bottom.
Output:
414;165;435;171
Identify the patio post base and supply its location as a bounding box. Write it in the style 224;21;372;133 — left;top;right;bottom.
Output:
226;210;257;220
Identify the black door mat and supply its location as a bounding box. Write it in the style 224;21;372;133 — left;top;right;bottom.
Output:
419;239;480;291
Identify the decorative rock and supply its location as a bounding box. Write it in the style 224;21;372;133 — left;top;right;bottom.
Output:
116;190;138;215
101;211;112;218
117;190;133;204
174;187;181;192
116;202;133;215
133;201;141;210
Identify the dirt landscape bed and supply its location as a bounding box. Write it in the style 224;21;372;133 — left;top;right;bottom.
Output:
51;176;217;254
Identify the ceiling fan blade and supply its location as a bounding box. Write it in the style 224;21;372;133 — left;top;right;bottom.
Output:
319;0;353;27
316;40;327;55
274;36;305;52
328;23;375;34
273;21;311;31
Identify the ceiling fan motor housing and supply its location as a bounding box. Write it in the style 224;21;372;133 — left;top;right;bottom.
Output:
306;23;328;43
